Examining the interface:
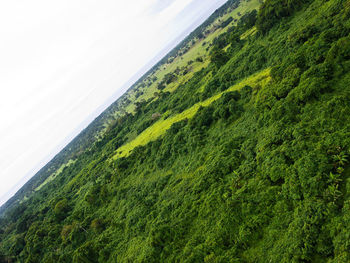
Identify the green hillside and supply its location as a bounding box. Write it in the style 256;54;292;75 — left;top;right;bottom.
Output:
1;0;350;262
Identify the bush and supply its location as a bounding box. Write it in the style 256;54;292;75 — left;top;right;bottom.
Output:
54;199;69;220
210;47;230;68
256;0;310;34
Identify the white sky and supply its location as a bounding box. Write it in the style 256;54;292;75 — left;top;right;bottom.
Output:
0;0;227;206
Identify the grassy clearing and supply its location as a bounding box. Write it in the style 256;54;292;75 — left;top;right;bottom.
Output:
113;68;271;159
35;159;76;191
241;26;258;39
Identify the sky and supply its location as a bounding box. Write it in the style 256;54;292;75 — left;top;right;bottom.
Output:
0;0;227;206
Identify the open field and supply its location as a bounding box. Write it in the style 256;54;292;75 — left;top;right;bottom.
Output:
113;67;271;159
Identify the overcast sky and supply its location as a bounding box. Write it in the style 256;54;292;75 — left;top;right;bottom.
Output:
0;0;227;206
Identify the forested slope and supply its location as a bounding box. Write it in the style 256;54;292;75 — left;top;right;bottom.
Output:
0;0;250;217
1;0;350;262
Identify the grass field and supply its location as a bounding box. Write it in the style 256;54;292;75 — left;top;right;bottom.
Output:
240;26;258;39
35;159;76;191
113;67;271;159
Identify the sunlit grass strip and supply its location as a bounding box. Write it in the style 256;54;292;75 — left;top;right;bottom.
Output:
113;68;271;159
240;26;257;39
35;159;76;191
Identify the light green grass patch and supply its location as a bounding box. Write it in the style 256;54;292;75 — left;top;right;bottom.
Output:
113;68;271;159
35;159;76;191
240;26;258;39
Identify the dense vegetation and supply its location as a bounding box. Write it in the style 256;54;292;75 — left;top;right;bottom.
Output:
0;0;248;216
1;0;350;262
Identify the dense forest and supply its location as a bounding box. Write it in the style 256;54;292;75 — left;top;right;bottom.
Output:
1;0;350;262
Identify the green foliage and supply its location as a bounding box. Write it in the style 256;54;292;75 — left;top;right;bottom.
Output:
54;199;69;220
1;0;350;262
238;9;257;30
256;0;310;34
210;46;230;68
